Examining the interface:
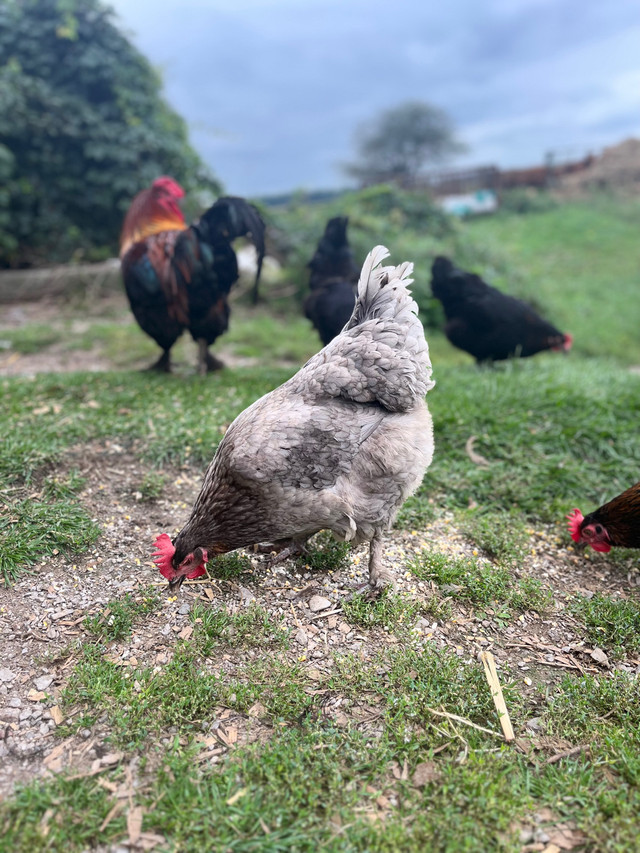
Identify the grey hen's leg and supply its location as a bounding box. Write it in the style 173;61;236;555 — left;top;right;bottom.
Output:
367;531;396;591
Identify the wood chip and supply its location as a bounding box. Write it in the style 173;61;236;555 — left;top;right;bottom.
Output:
480;651;515;742
49;705;63;725
43;743;66;767
465;435;490;467
178;626;193;640
412;761;441;787
127;805;144;846
99;801;126;832
226;787;247;806
27;689;46;702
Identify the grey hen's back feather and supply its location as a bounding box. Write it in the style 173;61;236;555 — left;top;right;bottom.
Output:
180;246;434;553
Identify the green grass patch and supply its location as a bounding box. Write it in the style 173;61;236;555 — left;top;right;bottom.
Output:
192;601;289;652
0;772;125;852
342;590;424;632
83;590;160;642
410;549;552;618
0;490;100;584
298;531;352;573
571;592;640;660
1;324;64;354
206;550;254;580
134;470;166;501
459;509;528;564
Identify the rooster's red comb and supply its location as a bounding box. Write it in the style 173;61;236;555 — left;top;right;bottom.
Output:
566;509;584;542
152;533;176;579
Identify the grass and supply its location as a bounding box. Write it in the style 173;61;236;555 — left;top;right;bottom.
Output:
83;589;161;641
410;549;553;618
571;592;640;660
0;488;100;584
3;194;640;848
342;590;424;631
206;551;254;580
2;357;638;585
192;601;289;652
298;531;352;573
459;508;529;565
9;634;640;851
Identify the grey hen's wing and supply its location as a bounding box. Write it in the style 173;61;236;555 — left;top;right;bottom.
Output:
217;388;385;493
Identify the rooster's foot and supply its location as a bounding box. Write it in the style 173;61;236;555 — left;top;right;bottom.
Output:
204;352;225;373
146;351;172;373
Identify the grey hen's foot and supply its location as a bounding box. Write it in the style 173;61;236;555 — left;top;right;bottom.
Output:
146;351;171;373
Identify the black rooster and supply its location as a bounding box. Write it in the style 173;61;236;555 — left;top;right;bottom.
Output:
121;196;265;374
303;216;359;346
431;256;572;363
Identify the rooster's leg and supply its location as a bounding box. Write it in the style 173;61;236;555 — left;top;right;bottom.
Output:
197;339;225;375
367;531;396;592
146;350;171;373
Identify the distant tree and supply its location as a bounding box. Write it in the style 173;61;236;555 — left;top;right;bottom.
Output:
0;0;220;267
344;101;466;188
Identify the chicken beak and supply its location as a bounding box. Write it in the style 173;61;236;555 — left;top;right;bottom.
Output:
168;574;186;593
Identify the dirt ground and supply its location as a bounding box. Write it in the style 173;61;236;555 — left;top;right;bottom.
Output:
1;296;639;811
2;441;639;801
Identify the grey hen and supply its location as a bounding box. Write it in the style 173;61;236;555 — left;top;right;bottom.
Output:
154;246;435;592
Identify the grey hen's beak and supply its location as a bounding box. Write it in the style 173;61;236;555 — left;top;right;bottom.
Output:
168;574;186;593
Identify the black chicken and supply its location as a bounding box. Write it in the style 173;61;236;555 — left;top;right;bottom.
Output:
430;256;572;363
121;196;265;374
303;216;360;346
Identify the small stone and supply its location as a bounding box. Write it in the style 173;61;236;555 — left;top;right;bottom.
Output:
0;707;20;723
19;709;32;722
525;717;543;732
295;629;308;646
534;829;551;844
39;722;50;736
34;675;53;692
80;728;91;739
8;698;21;708
308;595;332;612
338;622;351;634
239;586;256;605
178;603;190;615
0;669;16;683
590;648;609;666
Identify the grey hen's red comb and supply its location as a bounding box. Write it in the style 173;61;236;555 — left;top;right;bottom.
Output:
152;533;175;579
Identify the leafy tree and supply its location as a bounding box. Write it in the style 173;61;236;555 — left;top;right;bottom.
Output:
344;101;466;188
0;0;220;267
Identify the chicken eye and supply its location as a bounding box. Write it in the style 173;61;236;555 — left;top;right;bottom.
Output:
594;524;603;535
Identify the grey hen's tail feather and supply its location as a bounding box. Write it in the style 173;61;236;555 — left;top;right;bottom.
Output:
346;245;418;330
297;245;434;412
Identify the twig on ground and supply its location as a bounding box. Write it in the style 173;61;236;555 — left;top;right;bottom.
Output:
480;651;515;742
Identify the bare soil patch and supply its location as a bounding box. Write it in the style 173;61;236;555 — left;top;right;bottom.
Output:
1;444;638;801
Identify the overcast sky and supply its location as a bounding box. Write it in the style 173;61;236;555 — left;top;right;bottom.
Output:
109;0;640;196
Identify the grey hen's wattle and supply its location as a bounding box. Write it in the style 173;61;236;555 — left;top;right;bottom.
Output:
171;245;435;590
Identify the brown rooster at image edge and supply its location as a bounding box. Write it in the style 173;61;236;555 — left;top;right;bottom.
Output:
153;245;435;592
